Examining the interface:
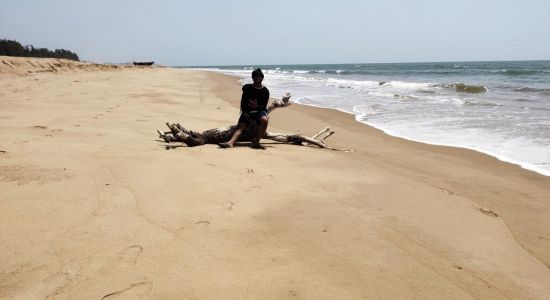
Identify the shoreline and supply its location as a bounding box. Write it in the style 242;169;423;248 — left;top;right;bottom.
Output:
1;60;550;298
204;68;550;177
304;102;550;177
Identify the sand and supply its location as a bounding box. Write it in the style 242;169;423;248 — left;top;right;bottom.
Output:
1;56;549;299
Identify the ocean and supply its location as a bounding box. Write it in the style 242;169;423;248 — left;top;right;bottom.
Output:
181;61;550;176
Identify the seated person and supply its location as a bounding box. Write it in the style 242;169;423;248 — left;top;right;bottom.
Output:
219;68;270;149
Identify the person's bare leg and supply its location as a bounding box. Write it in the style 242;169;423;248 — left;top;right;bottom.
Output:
252;116;268;149
219;123;247;148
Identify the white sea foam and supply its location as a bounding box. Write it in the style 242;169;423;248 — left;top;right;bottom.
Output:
387;81;432;89
353;104;384;116
354;115;550;176
325;78;379;88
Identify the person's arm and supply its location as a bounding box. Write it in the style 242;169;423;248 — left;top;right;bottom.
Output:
257;88;270;111
240;85;248;111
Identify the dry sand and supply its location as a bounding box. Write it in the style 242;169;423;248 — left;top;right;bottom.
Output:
1;56;550;299
0;56;134;76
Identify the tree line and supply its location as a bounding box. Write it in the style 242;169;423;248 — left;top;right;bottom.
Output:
0;39;79;61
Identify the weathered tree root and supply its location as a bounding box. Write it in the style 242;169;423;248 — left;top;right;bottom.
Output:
158;123;342;149
156;93;352;151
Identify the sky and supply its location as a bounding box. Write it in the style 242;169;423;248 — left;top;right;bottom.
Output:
1;0;549;66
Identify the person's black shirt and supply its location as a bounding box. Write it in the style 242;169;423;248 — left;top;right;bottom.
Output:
240;84;270;113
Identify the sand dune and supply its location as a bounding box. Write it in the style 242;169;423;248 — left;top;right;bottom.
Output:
1;58;549;299
0;56;140;76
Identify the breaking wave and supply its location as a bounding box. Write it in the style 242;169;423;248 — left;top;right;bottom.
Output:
514;87;550;94
502;69;538;76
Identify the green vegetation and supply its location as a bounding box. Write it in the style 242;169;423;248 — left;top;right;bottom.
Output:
0;39;79;61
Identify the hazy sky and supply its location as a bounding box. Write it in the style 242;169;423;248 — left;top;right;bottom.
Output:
1;0;549;66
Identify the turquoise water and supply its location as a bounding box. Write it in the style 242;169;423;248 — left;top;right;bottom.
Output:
181;61;550;176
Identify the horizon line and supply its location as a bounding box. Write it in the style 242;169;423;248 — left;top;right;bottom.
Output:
175;59;550;68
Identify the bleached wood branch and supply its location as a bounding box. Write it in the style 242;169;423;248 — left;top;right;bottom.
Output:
157;92;351;151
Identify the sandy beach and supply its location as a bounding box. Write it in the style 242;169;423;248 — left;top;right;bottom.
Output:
1;56;550;299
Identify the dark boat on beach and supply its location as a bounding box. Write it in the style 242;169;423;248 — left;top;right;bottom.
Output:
133;61;154;66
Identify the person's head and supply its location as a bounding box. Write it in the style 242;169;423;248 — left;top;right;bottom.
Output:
251;68;264;85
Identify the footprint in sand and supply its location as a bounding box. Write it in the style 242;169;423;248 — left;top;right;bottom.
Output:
0;165;69;185
439;188;454;195
224;201;234;211
246;185;261;192
43;129;62;137
0;150;6;155
119;245;143;266
101;282;153;300
195;220;210;226
33;125;48;129
453;265;463;270
247;168;255;174
480;207;498;217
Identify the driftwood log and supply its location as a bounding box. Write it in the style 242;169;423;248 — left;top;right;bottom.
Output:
157;93;344;150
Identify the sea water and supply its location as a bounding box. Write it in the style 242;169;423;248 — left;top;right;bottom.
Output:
181;61;550;176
